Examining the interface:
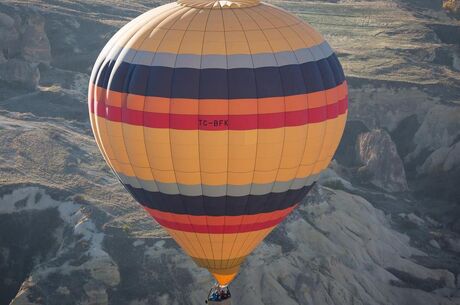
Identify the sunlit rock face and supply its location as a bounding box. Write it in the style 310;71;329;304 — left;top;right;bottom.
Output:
0;187;120;305
443;0;460;13
4;186;459;305
0;59;40;89
356;129;409;192
234;187;459;305
0;9;51;89
18;13;51;65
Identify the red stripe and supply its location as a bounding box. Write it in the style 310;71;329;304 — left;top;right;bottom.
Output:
145;205;296;234
91;97;348;130
152;215;288;234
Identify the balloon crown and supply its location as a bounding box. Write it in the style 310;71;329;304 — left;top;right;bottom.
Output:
177;0;261;8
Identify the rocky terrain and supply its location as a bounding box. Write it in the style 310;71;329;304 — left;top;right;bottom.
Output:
0;0;459;304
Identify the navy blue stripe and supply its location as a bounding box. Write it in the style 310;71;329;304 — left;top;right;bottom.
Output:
94;54;345;99
124;184;314;216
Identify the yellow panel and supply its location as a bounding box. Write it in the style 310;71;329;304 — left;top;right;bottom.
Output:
290;23;320;47
229;226;274;261
245;30;272;54
200;158;228;174
137;27;169;52
222;233;238;261
319;119;338;162
225;31;251;55
179;30;205;54
189;8;212;31
91;114;116;161
312;159;330;174
304;24;324;44
233;9;259;31
263;28;291;52
172;146;200;172
206;9;225;32
175;171;200;185
158;6;192;30
122;124;150;168
146;144;174;170
166;228;199;258
133;166;154;181
171;129;200;172
331;112;348;156
276;167;298;182
258;128;284;143
223;9;243;32
254;5;287;28
105;123;131;164
296;164;314;178
255;128;284;171
301;121;327;165
209;234;225;266
228;151;257;173
167;227;207;261
277;26;307;51
279;125;308;168
90;114;116;173
153;169;177;183
203;31;227;54
118;162;135;177
170;7;199;30
168;129;197;144
156;29;186;53
230;129;258;144
201;172;227;186
245;7;273;30
144;128;173;171
109;159;126;176
199;131;229;173
96;117;344;185
163;228;273;261
228;171;254;185
144;128;170;143
252;170;278;184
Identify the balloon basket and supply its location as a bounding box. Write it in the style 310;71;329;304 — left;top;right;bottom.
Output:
205;284;232;305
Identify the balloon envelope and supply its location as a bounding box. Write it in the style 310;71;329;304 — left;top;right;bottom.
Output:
89;0;348;286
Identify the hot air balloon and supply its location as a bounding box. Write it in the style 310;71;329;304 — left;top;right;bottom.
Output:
88;0;347;301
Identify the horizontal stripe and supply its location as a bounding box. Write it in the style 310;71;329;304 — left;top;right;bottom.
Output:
145;205;296;227
126;182;314;216
94;53;345;99
167;227;274;265
89;80;348;114
192;257;247;269
90;112;346;185
106;41;333;69
153;214;286;233
118;173;319;196
92;95;348;130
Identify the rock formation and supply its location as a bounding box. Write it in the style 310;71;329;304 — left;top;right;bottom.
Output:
443;0;460;13
356;129;409;192
0;59;40;89
0;8;51;89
